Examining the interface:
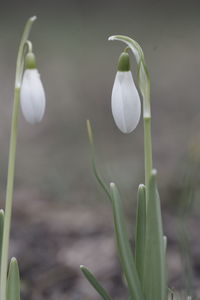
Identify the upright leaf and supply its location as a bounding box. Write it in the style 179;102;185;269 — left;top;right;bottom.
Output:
7;258;20;300
110;183;144;300
143;170;166;300
0;210;4;267
86;120;112;202
135;184;146;284
80;265;112;300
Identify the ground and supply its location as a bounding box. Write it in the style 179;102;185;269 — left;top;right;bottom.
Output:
8;188;200;300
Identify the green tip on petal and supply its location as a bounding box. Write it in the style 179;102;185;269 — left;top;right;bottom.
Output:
117;52;130;72
25;52;36;69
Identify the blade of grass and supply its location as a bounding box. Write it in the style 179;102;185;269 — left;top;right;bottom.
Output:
86;120;112;202
7;258;20;300
143;170;166;300
135;184;146;285
80;265;112;300
110;182;144;300
0;210;4;267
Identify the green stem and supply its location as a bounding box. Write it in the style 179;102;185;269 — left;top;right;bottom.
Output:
0;88;20;300
0;16;36;300
144;117;153;191
25;40;33;53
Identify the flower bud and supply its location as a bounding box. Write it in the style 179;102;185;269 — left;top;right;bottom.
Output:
20;52;46;124
111;52;141;134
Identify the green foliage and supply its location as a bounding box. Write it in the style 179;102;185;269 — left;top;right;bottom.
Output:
143;170;166;300
110;183;144;300
86;120;112;202
135;185;146;284
0;210;4;269
7;258;20;300
80;265;112;300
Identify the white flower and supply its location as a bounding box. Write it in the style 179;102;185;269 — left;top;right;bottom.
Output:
111;71;141;134
20;69;46;124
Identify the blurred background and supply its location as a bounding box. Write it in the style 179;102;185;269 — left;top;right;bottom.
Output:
0;0;200;298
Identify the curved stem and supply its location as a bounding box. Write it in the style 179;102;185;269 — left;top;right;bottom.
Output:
0;16;36;300
25;40;33;53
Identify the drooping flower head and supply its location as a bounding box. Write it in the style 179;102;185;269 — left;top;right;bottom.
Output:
20;52;46;124
111;51;141;134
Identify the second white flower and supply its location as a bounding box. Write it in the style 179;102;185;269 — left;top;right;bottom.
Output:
20;53;46;124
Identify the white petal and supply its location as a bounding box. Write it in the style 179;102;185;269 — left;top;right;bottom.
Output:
20;69;46;124
111;71;141;134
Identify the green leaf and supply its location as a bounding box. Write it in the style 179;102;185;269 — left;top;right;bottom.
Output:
135;184;146;285
80;265;112;300
86;120;112;202
110;183;144;300
0;210;4;267
7;258;20;300
163;235;167;256
143;170;166;300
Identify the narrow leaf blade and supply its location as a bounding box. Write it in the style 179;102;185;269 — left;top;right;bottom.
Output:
0;210;4;267
86;120;112;202
7;258;20;300
143;170;166;300
80;265;112;300
135;184;146;284
110;183;144;300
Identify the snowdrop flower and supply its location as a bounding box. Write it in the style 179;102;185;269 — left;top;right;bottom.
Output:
111;52;141;134
20;52;46;124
